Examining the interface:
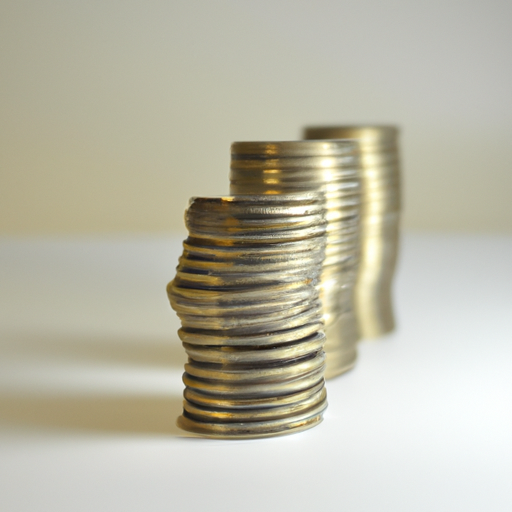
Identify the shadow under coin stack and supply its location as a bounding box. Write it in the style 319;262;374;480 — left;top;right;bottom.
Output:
304;126;401;337
230;141;361;379
167;193;329;438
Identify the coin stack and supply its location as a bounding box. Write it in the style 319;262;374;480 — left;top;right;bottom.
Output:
167;193;329;438
229;141;361;379
304;126;401;338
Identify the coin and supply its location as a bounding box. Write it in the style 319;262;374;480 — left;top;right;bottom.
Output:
176;396;327;439
182;331;325;364
181;364;325;397
177;321;323;347
183;379;325;409
184;351;325;383
182;387;327;422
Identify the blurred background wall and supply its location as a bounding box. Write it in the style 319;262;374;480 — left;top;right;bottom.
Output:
1;0;511;235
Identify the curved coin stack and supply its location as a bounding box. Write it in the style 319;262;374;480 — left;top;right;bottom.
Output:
229;141;361;379
167;193;329;438
304;126;401;338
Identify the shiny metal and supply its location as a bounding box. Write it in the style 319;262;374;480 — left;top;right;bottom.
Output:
182;364;325;398
184;351;326;383
178;321;323;346
167;193;329;438
183;378;325;409
183;387;327;422
177;396;327;439
230;140;362;379
182;331;325;364
304;126;401;338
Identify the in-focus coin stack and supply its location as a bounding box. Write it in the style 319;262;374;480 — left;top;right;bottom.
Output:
230;141;361;379
167;193;329;438
304;126;401;338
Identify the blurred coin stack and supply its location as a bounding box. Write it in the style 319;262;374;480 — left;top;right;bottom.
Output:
167;193;329;438
304;126;401;337
230;141;361;379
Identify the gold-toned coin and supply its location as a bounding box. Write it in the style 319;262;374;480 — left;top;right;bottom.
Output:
177;321;323;347
182;235;325;258
177;254;324;274
177;398;326;439
169;289;320;318
182;331;325;364
175;302;322;333
169;278;317;303
303;125;398;143
184;379;325;409
185;223;328;243
174;266;321;288
230;139;357;158
184;351;325;383
187;193;326;217
183;387;327;423
182;364;325;397
185;212;325;230
229;168;358;185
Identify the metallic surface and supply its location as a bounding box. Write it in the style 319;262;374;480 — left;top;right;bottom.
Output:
167;193;329;438
176;397;327;439
304;126;401;338
230;140;362;379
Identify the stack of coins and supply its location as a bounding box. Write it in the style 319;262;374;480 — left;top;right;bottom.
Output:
229;141;361;379
167;193;329;438
304;126;401;338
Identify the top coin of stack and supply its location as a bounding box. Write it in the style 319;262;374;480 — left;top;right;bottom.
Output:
230;140;361;379
167;193;330;438
304;126;401;338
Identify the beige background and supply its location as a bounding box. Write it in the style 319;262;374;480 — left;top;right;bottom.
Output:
1;0;511;235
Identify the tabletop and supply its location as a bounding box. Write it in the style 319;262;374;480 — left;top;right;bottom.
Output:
1;232;511;512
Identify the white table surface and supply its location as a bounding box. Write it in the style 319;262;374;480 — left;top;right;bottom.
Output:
1;232;511;512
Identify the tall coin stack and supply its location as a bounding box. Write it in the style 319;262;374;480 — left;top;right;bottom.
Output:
230;141;361;379
304;126;401;338
167;193;329;438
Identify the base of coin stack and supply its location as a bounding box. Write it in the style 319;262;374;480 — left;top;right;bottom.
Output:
168;193;330;438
